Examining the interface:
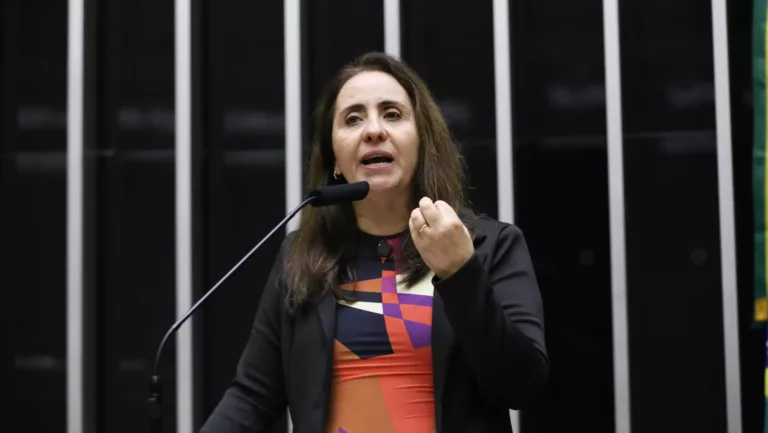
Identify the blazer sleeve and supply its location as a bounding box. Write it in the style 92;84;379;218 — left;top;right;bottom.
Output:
200;245;289;433
434;223;548;409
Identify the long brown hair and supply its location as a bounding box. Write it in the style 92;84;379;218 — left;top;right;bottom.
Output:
284;52;472;313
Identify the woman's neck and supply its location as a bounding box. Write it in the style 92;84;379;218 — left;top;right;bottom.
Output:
353;191;412;236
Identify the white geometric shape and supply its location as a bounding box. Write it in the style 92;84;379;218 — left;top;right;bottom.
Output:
396;272;435;297
336;300;384;315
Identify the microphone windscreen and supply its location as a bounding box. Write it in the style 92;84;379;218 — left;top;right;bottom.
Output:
308;181;370;207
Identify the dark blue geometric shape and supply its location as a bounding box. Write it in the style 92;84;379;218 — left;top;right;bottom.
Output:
339;257;394;283
335;304;393;359
337;289;382;303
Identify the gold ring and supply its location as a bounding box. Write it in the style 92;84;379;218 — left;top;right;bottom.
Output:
419;224;429;233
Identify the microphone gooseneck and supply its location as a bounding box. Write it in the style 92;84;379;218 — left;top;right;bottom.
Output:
149;181;368;432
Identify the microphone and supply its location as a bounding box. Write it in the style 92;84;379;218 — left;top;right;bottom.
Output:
148;181;369;432
308;180;369;206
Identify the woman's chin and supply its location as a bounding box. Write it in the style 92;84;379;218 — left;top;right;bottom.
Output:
362;179;404;194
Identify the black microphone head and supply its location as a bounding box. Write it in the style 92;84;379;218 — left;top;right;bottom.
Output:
308;181;369;207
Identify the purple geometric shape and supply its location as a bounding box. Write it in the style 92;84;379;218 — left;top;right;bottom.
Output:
382;303;402;319
404;320;432;349
381;275;397;293
339;429;347;433
397;293;433;307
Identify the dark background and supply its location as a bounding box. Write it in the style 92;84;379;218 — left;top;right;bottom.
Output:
0;0;763;432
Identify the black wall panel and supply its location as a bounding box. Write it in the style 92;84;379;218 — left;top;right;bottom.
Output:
1;0;68;431
620;0;727;431
510;1;614;432
90;0;177;431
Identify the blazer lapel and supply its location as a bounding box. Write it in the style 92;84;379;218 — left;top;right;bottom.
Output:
432;292;455;433
301;290;335;431
317;290;336;345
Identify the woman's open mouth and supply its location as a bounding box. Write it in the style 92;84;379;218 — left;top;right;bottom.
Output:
360;151;394;169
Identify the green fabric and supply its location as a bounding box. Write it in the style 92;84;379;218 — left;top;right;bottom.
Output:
754;1;768;432
754;0;767;327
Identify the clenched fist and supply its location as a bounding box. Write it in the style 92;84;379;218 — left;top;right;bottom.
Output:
408;197;475;279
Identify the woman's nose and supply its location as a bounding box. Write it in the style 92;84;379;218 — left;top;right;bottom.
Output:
363;118;388;143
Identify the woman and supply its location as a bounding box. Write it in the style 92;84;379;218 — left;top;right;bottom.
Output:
201;52;548;433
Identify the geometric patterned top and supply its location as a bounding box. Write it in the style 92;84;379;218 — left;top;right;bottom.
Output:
324;235;436;433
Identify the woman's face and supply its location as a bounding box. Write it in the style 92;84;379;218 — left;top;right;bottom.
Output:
332;71;419;195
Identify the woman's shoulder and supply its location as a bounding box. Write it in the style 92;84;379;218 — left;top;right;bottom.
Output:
464;211;525;242
463;213;532;270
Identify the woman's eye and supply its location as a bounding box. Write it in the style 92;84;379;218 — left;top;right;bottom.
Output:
384;110;401;120
345;115;362;125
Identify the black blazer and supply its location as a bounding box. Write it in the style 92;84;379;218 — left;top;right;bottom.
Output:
201;215;548;433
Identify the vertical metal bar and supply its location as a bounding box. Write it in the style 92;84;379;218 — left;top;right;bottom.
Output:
710;0;743;431
284;1;301;430
175;0;194;431
492;0;517;429
285;0;302;235
493;0;514;227
602;0;630;431
384;0;401;58
66;0;85;431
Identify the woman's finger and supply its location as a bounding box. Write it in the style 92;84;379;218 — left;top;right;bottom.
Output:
434;200;464;232
410;207;428;233
418;197;442;227
434;200;458;220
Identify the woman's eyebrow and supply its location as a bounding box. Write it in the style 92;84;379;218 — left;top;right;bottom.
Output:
339;100;408;116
